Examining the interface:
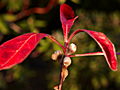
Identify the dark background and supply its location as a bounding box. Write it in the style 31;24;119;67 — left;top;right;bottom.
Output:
0;0;120;90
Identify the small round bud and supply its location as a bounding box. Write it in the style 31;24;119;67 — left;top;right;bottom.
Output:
54;85;59;90
63;57;71;68
68;43;77;54
55;50;63;55
51;54;58;60
51;50;62;60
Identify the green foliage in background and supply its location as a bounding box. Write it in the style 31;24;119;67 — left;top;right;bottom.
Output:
0;0;120;90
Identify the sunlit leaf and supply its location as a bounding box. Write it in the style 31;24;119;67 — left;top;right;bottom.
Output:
69;29;117;71
0;33;47;70
60;4;78;42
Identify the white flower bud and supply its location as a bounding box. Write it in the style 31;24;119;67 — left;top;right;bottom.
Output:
55;50;62;55
51;54;58;60
51;50;62;60
63;57;71;67
68;43;77;54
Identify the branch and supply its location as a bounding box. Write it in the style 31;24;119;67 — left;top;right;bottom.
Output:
8;22;23;33
0;2;5;10
16;0;58;21
22;0;30;10
46;35;65;51
68;52;104;57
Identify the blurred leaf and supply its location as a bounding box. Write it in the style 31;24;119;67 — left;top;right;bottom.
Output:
7;0;22;12
13;65;36;82
3;14;16;22
35;20;47;28
59;0;66;4
92;77;100;89
71;0;80;4
38;39;51;53
0;73;6;89
0;18;9;34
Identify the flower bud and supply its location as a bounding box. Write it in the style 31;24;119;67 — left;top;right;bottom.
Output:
68;43;77;54
51;50;62;60
63;57;71;68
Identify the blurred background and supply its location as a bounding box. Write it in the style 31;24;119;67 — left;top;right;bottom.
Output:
0;0;120;90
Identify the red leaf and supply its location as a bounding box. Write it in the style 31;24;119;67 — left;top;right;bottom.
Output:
60;4;78;42
0;33;47;70
69;29;117;71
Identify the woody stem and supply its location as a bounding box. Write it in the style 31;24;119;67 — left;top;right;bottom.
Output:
58;55;69;90
58;55;64;90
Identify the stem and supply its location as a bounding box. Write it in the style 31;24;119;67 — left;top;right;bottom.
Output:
68;52;104;57
53;55;65;90
15;0;57;21
64;42;69;55
54;55;69;90
47;35;65;51
68;29;83;44
58;55;64;90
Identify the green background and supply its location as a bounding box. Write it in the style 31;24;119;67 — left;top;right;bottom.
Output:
0;0;120;90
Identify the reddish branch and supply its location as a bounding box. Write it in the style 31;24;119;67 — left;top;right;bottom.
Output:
16;0;58;21
22;0;30;10
0;2;5;10
9;23;23;33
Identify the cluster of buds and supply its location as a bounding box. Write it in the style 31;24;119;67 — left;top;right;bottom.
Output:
51;43;77;68
51;50;63;61
53;43;77;90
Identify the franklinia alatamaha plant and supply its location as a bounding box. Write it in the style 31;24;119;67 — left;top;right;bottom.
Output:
0;4;119;90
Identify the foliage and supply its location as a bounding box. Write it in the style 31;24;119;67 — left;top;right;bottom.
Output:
0;0;120;90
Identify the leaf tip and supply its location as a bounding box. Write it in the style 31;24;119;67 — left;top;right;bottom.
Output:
110;61;118;71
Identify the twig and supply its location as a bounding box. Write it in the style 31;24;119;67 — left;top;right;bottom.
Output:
22;0;30;10
15;0;58;21
54;55;70;90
